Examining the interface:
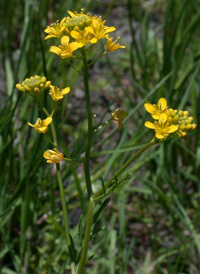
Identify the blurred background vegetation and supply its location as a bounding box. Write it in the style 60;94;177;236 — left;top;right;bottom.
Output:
1;0;200;273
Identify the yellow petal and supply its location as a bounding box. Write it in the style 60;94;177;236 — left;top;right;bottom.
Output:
69;42;82;51
61;87;70;95
144;121;155;129
44;34;56;40
155;133;164;139
85;26;94;35
50;46;61;54
167;125;178;133
68;10;76;18
90;38;97;44
60;17;66;25
70;30;80;39
159;113;167;124
144;103;157;114
51;155;61;160
60;52;73;58
158;98;167;111
152;115;159;119
104;26;116;33
27;122;34;127
36;118;42;124
61;36;70;45
47;160;53;164
44;117;52;126
43;151;50;158
38;127;48;133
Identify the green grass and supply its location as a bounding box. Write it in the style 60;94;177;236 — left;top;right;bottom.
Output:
1;0;200;273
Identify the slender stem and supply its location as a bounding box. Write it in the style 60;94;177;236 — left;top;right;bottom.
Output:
41;104;75;270
69;61;84;76
56;164;75;268
42;107;58;147
44;134;56;147
81;48;93;198
63;157;84;163
77;198;95;274
88;51;107;67
94;118;112;133
93;139;158;199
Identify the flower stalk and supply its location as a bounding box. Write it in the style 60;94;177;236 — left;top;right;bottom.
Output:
42;105;75;271
81;47;93;198
77;198;95;274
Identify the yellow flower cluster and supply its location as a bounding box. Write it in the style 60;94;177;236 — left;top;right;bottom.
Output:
16;76;70;102
16;75;51;95
44;9;125;58
144;98;197;139
43;148;64;164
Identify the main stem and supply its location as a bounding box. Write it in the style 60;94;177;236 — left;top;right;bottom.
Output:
81;48;93;198
77;198;94;274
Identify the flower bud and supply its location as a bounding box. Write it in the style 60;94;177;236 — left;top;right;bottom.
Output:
173;115;179;123
43;148;64;164
178;110;184;117
185;124;192;130
112;107;128;129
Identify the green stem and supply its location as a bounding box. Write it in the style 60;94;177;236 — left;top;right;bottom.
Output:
41;105;75;270
88;51;107;67
81;48;93;198
42;107;58;147
56;164;75;268
63;157;84;163
69;61;84;76
93;139;158;199
94;118;112;133
77;198;95;274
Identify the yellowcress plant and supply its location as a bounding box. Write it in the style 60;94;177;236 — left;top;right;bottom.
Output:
16;9;196;274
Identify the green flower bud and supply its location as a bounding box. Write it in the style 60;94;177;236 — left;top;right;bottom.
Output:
186;124;192;130
24;85;31;93
16;84;24;92
173;115;179;123
180;124;185;130
178;110;184;117
188;117;194;122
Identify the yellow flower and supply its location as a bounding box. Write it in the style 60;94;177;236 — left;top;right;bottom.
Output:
70;29;97;47
44;18;66;40
27;117;52;133
16;75;51;95
106;37;125;52
144;98;167;120
43;148;64;164
50;36;81;58
49;85;70;101
85;17;115;41
112;107;128;129
145;113;178;139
